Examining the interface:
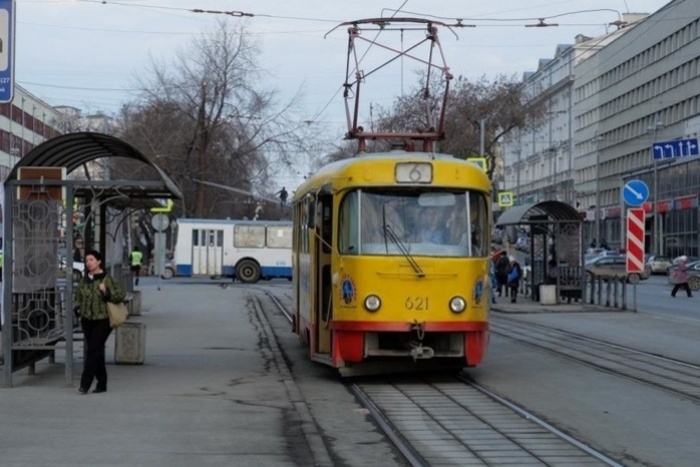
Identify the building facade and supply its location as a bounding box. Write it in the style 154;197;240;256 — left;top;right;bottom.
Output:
503;0;700;257
574;0;700;256
0;86;62;181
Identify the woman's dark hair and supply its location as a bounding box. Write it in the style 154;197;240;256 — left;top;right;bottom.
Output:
84;249;103;262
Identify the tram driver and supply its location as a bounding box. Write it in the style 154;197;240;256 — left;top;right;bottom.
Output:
418;207;448;244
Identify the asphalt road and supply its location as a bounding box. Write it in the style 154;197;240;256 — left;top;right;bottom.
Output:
632;273;698;318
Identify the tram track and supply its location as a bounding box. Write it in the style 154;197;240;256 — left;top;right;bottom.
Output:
353;374;623;466
491;315;700;404
258;285;622;466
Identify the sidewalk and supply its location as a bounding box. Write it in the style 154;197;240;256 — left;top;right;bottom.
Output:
0;280;313;466
491;297;622;314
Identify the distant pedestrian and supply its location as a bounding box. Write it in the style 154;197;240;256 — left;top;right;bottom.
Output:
506;256;523;304
671;256;693;298
489;258;498;304
276;187;289;207
600;239;609;250
130;246;143;286
495;251;509;297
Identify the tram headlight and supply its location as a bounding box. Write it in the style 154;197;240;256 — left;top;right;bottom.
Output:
449;296;466;313
364;295;381;312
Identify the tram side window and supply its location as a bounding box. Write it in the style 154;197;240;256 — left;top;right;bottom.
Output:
338;191;359;255
192;229;199;246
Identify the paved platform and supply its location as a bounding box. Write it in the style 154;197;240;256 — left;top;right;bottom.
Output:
0;280;319;466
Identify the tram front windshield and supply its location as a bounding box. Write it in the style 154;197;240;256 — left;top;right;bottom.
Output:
338;189;489;257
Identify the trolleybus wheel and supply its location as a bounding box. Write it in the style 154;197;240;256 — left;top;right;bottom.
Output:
237;259;260;284
688;276;700;291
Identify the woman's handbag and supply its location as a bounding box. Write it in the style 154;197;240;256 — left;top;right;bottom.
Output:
107;301;129;328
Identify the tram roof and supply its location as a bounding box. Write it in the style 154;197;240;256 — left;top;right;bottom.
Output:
495;200;582;226
293;151;490;200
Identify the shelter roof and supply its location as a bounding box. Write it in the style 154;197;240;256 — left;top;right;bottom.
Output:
496;200;581;226
4;132;182;204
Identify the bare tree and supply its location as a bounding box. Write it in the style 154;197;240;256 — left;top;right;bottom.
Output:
376;74;546;181
115;20;313;219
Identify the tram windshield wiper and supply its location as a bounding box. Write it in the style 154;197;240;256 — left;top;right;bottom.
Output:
383;222;425;278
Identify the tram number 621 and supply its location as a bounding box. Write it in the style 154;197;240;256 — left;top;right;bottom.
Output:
405;296;429;310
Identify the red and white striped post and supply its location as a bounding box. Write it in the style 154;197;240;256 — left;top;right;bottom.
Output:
626;207;645;273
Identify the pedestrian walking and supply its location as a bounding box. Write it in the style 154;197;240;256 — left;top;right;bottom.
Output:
74;250;126;394
276;187;289;207
130;246;143;286
506;256;523;303
671;256;693;298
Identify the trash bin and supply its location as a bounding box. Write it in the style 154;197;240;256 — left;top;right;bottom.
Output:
539;285;557;305
114;322;146;364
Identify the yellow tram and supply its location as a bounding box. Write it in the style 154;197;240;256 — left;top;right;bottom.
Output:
291;151;492;375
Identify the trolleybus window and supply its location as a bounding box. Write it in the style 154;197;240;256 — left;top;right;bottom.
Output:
339;189;489;257
234;225;266;248
266;225;293;249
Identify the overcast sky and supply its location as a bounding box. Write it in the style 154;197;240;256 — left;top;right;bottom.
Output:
14;0;672;184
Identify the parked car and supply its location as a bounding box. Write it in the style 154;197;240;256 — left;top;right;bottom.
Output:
515;235;529;252
646;255;672;274
667;260;700;291
585;249;619;265
59;256;85;282
585;254;651;284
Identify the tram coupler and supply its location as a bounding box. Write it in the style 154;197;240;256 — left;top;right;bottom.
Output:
410;320;426;340
410;343;435;361
409;320;433;360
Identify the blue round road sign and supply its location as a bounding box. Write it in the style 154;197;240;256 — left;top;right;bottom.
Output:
623;179;649;207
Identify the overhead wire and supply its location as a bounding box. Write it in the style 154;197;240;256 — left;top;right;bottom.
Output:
19;0;679;124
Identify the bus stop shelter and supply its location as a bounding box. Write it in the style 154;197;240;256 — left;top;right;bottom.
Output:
1;132;182;387
496;200;585;303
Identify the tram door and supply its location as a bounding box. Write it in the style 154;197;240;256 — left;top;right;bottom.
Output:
191;228;224;276
315;194;334;354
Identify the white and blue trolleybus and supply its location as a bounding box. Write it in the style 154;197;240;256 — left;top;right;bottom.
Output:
167;218;292;283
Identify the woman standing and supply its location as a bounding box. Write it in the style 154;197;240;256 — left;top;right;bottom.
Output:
74;250;125;394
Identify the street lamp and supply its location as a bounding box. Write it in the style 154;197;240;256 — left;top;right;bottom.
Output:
592;133;604;245
647;120;664;254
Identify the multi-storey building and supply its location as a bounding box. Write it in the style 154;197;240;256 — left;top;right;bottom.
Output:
504;0;700;257
575;0;700;256
502;15;646;208
0;86;62;181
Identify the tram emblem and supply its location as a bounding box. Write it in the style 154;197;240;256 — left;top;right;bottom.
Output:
340;275;357;305
473;279;484;305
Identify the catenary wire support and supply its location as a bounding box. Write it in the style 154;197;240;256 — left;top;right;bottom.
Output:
326;18;456;153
